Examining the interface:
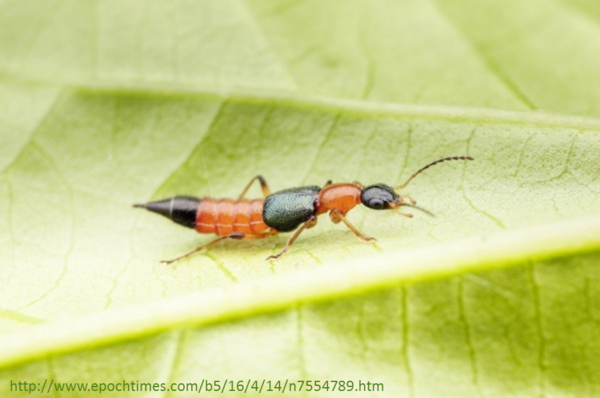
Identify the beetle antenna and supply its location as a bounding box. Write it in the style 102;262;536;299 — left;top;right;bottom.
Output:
395;155;474;191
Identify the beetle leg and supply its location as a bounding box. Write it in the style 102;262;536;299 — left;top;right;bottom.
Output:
238;175;271;199
351;180;364;189
161;236;230;265
235;230;279;240
323;179;333;187
161;231;276;265
266;216;317;260
329;210;342;224
330;209;376;242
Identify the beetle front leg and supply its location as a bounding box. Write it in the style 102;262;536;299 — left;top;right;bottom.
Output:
330;209;377;243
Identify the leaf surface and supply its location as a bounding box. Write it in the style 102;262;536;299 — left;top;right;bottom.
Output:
1;1;600;397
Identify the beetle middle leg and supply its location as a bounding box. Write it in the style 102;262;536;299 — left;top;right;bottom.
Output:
238;175;271;199
329;209;376;242
161;231;276;265
266;216;318;260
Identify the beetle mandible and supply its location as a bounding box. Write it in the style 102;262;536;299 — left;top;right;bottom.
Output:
135;156;473;264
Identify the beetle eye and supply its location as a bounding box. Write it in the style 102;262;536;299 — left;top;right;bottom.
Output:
369;199;385;209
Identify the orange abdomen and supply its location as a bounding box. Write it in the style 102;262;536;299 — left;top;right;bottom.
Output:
195;199;269;235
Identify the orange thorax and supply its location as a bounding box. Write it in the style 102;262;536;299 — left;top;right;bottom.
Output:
316;183;362;215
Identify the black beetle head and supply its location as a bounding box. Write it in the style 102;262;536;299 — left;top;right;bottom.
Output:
360;184;400;210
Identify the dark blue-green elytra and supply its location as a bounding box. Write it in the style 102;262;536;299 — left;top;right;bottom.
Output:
263;186;321;232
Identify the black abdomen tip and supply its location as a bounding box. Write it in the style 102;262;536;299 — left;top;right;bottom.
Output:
134;196;200;229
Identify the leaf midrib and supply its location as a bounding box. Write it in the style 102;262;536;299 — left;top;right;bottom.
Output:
1;213;599;370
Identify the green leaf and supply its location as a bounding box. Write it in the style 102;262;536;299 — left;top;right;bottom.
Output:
1;1;600;397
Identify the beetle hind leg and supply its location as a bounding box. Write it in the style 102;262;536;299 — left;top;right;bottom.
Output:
161;235;231;265
161;231;276;265
238;175;271;199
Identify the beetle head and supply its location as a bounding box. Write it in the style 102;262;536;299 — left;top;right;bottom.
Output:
360;156;474;216
360;184;402;210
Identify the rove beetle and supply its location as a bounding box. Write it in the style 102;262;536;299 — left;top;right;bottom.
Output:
135;156;473;264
